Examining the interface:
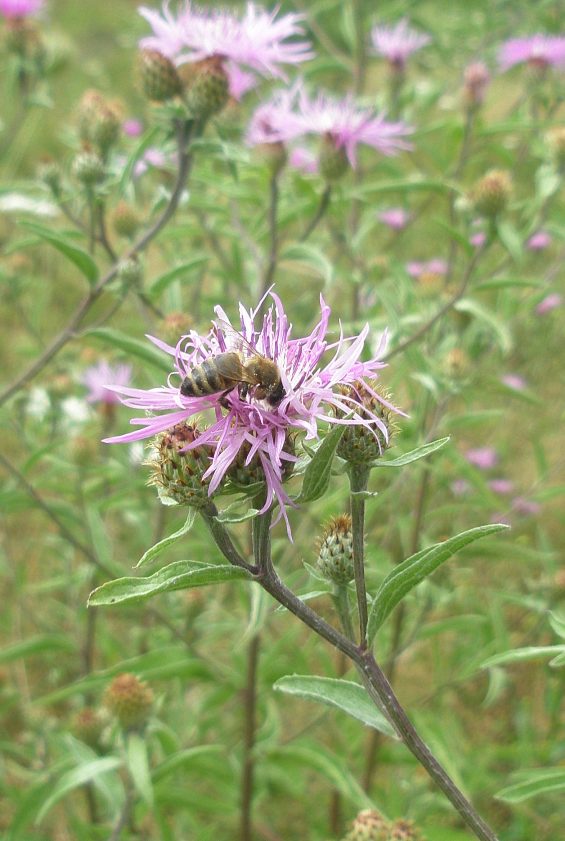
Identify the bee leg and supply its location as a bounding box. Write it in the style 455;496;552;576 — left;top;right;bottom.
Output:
238;383;249;401
219;390;233;410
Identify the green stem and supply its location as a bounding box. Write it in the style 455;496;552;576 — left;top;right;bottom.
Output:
349;465;370;647
333;585;354;640
300;185;331;243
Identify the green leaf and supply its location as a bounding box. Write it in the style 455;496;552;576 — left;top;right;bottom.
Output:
454;298;512;353
84;328;171;375
481;645;565;669
88;560;251;606
118;126;161;192
127;732;153;807
0;634;75;664
298;424;345;503
20;221;99;285
371;437;450;468
274;675;396;738
496;219;523;262
496;769;565;803
280;243;334;283
136;510;196;568
152;746;222;784
367;524;508;642
36;757;122;824
149;256;209;299
549;611;565;640
215;507;260;524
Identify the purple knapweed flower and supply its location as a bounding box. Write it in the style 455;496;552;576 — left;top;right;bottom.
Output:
123;119;143;138
470;231;487;248
465;447;498;470
499;35;565;71
511;496;541;517
489;478;514;495
536;292;562;315
294;89;412;167
378;207;411;230
133;147;169;178
83;361;132;405
0;0;43;18
406;259;447;278
138;2;313;80
463;62;491;107
104;293;393;535
227;63;258;101
501;373;527;391
527;230;552;251
370;18;431;68
451;478;471;497
246;86;304;146
289;146;318;174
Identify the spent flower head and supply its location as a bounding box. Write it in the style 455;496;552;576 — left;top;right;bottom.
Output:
499;34;565;71
138;2;313;81
370;18;431;68
104;293;394;535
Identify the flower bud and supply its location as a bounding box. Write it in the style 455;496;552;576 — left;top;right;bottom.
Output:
471;169;512;219
187;57;230;119
257;141;288;176
104;673;153;730
91;100;122;157
72;707;104;748
158;312;194;345
442;347;470;380
316;514;354;584
344;809;389;841
116;256;143;288
462;62;490;110
148;421;214;507
318;136;350;182
389;819;425;840
37;158;61;196
111;201;141;240
224;434;295;491
139;49;182;102
78;90;106;142
546;127;565;171
70;434;98;467
72;150;106;187
416;270;443;297
336;382;396;465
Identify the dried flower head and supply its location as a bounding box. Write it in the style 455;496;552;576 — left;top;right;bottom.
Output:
104;293;395;536
344;808;389;841
104;673;153;729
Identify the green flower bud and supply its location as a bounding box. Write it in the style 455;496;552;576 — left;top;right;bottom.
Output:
471;169;512;219
344;809;390;841
111;201;141;240
72;707;104;748
224;433;295;491
37;158;61;196
116;256;143;288
187;57;230;119
148;421;214;507
318;136;350;182
336;382;397;465
104;673;153;730
72;151;106;187
257;141;288;176
316;514;354;584
139;49;182;102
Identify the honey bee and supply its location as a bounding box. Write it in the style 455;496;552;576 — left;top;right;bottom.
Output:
179;324;285;407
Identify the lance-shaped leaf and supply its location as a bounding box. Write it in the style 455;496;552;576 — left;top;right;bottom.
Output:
298;424;345;503
84;328;172;374
127;733;153;807
481;645;565;670
368;524;508;643
370;436;450;468
496;769;565;803
273;675;396;738
136;510;196;568
36;757;122;824
20;221;99;285
88;560;251;606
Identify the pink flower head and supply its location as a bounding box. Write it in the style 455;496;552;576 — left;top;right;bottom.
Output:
465;447;498;470
527;230;552;251
377;207;411;230
501;373;527;391
470;231;487;248
463;62;491;106
489;478;514;495
450;479;471;497
406;259;447;278
133;147;169;177
0;0;42;18
138;2;314;80
370;18;431;67
123;119;143;138
499;35;565;71
227;63;258;101
83;361;132;405
289;146;318;174
246;86;304;146
536;292;562;315
295;89;412;167
511;496;541;517
104;293;394;536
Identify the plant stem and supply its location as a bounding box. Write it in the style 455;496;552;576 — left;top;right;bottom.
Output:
300;185;331;243
260;173;280;303
0;118;198;407
333;585;354;641
349;465;370;647
241;633;261;841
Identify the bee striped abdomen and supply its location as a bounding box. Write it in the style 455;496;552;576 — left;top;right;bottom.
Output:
180;354;239;397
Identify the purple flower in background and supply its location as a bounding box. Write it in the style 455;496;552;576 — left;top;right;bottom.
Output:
463;62;491;107
499;35;565;71
536;293;562;315
0;0;42;18
470;231;486;248
123;119;143;138
501;373;527;391
83;361;132;405
104;293;393;534
138;2;313;80
294;90;412;166
289;146;318;174
406;259;447;278
489;478;514;495
370;18;431;68
246;86;304;146
451;479;471;497
378;207;411;230
527;230;552;251
512;496;541;517
465;447;498;470
130;147;169;178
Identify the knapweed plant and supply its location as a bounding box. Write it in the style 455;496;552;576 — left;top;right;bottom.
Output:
1;0;564;839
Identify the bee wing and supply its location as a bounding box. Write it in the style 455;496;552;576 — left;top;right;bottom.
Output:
213;352;246;384
215;320;268;361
